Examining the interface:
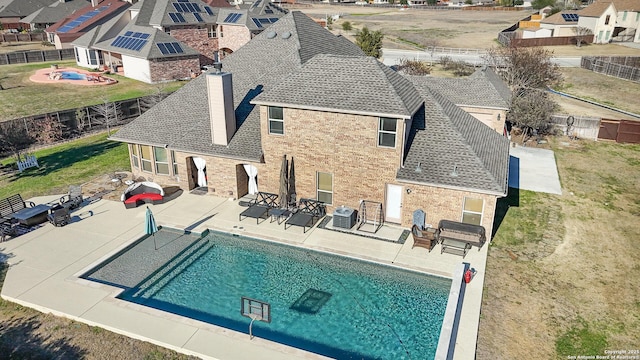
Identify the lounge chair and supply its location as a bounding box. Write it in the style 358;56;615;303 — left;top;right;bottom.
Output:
48;206;71;227
59;185;83;210
284;198;326;233
239;192;279;224
410;209;438;251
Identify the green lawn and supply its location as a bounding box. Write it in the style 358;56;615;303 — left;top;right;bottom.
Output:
0;60;186;121
0;132;130;200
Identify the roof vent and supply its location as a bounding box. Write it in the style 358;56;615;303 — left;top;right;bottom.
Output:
281;31;291;39
415;162;422;173
266;31;276;39
450;164;459;177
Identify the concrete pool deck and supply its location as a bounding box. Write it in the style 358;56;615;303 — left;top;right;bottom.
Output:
1;193;488;360
29;67;117;86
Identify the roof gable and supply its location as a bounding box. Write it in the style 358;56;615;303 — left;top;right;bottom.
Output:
253;54;423;119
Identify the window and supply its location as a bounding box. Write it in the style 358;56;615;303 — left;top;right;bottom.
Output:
154;146;170;175
636;12;639;21
131;144;139;168
605;15;610;25
171;150;179;175
219;25;223;38
74;48;79;62
462;197;483;226
140;145;153;172
622;11;627;21
378;117;397;148
605;30;611;41
268;106;284;135
89;50;97;66
208;24;216;38
317;172;333;205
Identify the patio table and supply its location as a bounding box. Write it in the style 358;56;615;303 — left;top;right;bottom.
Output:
11;204;51;226
268;208;291;225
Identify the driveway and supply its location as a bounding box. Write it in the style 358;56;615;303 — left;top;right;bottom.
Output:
508;145;562;195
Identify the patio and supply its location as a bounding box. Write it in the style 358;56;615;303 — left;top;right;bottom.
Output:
0;192;488;360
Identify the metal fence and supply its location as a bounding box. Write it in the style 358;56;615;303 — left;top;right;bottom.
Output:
0;48;76;65
0;94;169;158
581;56;640;83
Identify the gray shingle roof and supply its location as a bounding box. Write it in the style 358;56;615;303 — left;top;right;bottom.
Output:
20;0;87;24
0;0;56;18
111;11;364;161
408;69;511;110
397;87;509;195
252;54;423;119
92;26;200;60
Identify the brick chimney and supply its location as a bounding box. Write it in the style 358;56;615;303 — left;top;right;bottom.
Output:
206;63;236;146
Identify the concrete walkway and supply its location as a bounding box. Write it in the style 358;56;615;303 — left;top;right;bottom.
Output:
509;145;563;195
1;193;488;360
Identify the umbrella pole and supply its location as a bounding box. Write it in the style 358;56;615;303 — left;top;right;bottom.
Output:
153;233;157;250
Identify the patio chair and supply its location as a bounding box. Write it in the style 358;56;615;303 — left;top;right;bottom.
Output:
47;206;71;227
239;191;279;224
410;209;438;251
284;198;326;233
59;185;83;210
1;220;18;242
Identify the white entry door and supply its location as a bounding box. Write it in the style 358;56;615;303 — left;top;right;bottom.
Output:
385;184;403;224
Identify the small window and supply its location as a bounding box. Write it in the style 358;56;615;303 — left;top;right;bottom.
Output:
74;48;79;62
622;11;627;21
268;106;284;135
171;150;178;175
208;24;216;38
154;146;169;175
219;25;224;38
140;145;153;173
605;15;610;25
378;117;397;148
462;197;483;226
317;172;333;205
131;144;139;168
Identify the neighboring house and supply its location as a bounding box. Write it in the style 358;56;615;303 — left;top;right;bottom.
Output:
539;10;582;37
70;0;287;82
110;11;510;238
19;0;90;31
45;0;131;48
0;0;58;30
580;0;640;43
408;68;511;134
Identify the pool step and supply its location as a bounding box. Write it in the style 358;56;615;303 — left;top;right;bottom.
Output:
124;237;214;300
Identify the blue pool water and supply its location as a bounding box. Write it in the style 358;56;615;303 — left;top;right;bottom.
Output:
60;71;86;80
118;231;451;359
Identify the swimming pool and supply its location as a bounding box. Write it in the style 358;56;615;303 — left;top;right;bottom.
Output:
59;71;87;80
90;230;451;359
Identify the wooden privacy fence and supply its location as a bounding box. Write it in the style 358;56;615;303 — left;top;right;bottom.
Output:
0;48;75;65
598;119;640;144
581;56;640;83
498;31;592;47
0;33;47;43
550;115;601;141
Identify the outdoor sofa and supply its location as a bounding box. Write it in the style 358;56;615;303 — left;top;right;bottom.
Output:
438;219;486;258
121;181;165;209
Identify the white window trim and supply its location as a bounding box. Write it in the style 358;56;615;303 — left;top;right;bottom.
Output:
171;150;178;175
316;171;333;205
140;145;153;173
461;197;484;225
268;106;284;135
130;144;139;169
378;117;397;148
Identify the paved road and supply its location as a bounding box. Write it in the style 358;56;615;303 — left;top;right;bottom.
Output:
382;48;581;67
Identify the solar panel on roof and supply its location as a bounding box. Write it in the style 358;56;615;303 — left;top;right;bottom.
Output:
193;3;201;12
169;12;186;23
232;13;242;23
177;0;189;2
269;18;279;23
173;3;182;12
57;5;110;33
194;12;203;22
157;43;169;55
157;42;185;55
110;32;150;52
205;6;214;15
173;42;183;53
265;9;273;14
252;18;263;28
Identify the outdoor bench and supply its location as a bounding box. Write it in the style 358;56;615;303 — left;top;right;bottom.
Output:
121;182;165;209
0;194;35;220
437;219;487;257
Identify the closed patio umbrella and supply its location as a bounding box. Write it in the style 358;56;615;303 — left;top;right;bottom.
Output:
288;157;296;207
145;206;159;250
279;155;288;208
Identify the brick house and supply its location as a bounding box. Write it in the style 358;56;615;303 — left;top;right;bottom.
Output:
69;0;287;82
110;11;510;238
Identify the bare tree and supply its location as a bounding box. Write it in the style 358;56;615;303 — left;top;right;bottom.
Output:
483;46;563;94
0;120;35;161
397;58;432;75
36;115;63;144
572;26;593;48
139;83;170;112
91;100;123;136
484;46;563;142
